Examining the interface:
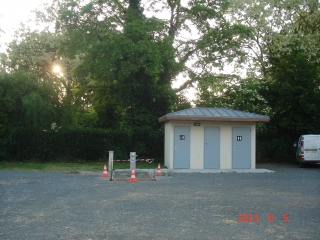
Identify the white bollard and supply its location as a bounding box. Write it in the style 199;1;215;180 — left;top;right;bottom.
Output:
130;152;137;170
108;151;114;172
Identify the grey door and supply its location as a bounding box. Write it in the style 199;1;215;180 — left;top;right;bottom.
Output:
204;127;220;169
232;127;251;168
174;126;190;168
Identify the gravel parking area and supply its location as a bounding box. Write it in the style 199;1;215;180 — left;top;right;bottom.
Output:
0;164;319;239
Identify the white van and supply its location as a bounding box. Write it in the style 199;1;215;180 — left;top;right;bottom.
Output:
295;134;320;167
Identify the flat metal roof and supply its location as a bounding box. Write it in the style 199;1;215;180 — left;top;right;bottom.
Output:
158;108;270;123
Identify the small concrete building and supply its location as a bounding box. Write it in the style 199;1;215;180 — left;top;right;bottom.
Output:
158;108;270;169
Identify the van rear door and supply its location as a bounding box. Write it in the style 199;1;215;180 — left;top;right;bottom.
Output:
304;135;320;161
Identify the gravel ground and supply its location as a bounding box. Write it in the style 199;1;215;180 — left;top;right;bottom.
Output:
0;164;319;240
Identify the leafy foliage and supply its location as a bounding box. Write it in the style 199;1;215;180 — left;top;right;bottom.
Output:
0;69;61;129
196;74;270;115
261;44;320;136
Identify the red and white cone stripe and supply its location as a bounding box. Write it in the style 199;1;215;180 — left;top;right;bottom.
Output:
156;163;162;176
129;168;137;182
102;164;109;177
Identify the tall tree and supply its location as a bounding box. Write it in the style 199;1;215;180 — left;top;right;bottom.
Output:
79;0;176;130
197;0;319;108
48;0;246;128
260;0;320;136
228;0;320;77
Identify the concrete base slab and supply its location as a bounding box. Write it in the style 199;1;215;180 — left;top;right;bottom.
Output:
112;168;275;174
74;168;274;179
111;170;156;181
161;168;275;173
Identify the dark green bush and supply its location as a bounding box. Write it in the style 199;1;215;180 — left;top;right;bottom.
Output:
1;126;164;162
256;132;296;163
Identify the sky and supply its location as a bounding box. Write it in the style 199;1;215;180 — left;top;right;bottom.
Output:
0;0;52;51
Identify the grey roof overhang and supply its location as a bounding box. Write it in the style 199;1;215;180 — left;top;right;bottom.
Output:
158;108;270;123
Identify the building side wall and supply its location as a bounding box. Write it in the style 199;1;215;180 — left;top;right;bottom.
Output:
164;122;173;169
164;121;256;169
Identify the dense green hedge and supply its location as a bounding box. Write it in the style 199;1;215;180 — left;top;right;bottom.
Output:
0;127;164;162
0;126;299;163
256;132;297;163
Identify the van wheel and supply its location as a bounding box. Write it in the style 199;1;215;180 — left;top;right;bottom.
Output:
299;162;305;168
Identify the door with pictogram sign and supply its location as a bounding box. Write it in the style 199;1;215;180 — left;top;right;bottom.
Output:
232;127;251;168
204;127;220;168
174;126;190;168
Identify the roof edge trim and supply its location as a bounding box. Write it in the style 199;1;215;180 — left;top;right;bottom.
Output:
158;116;270;123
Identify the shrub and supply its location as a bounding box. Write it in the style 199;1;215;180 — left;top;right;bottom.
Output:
2;126;164;162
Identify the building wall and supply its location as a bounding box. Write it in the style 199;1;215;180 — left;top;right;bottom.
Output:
164;122;173;169
164;121;256;169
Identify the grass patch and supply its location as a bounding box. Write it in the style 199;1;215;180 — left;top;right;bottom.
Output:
0;162;104;172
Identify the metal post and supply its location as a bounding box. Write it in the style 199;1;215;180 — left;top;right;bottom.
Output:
108;151;114;172
130;152;137;170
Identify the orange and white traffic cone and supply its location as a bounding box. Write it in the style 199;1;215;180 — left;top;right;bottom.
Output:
102;164;109;178
156;163;162;176
129;168;137;182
